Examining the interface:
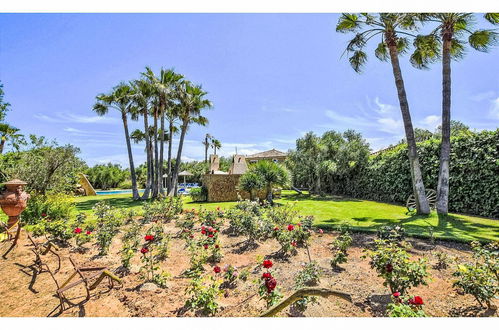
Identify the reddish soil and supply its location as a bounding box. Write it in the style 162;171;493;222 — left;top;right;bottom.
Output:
0;218;497;317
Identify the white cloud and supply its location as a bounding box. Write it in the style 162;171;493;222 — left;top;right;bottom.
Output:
489;97;499;120
374;97;397;115
469;91;496;102
63;127;120;137
34;112;119;124
419;115;441;130
377;117;403;134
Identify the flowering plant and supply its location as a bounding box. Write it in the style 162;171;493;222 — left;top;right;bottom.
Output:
74;226;92;250
330;232;352;269
185;275;223;316
258;260;283;308
139;234;169;288
387;293;426;317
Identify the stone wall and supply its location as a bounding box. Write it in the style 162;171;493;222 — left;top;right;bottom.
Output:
203;174;266;202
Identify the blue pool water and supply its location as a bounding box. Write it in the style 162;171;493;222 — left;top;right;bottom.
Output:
96;189;145;195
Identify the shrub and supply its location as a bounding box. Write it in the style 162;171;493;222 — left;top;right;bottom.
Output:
30;218;73;243
190;186;207;202
120;222;141;270
330;232;353;269
387;294;427;317
185;275;223;316
452;241;499;308
433;251;450;270
139;234;170;288
93;201;121;255
291;261;322;313
364;240;429;295
377;225;406;243
142;197;182;223
22;192;75;225
265;203;299;226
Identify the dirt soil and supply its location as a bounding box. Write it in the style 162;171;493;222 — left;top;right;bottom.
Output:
1;217;497;317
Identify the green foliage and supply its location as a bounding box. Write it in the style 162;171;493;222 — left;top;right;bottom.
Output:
387;299;427;317
377;225;406;243
185;275;223;316
452;241;499;308
93;201;121;255
142;197;182;223
364;240;429;295
337;130;499;218
30;218;73;243
291;262;321;313
238;171;265;200
22;192;75;225
247;160;290;203
189;186;207;202
86;163;129;190
330;232;353;269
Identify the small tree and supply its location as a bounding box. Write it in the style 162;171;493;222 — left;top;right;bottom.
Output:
239;171;264;201
250;160;290;205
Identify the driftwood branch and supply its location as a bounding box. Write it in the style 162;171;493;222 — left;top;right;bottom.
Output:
260;287;352;317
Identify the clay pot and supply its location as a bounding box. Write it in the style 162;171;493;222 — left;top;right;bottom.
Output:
0;179;30;228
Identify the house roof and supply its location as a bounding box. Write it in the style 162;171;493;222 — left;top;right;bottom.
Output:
246;149;287;159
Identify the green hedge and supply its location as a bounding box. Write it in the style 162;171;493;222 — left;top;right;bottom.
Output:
334;129;498;218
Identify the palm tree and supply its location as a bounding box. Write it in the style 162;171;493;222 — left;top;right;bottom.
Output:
211;138;222;155
239;171;265;201
337;13;431;215
251;160;290;205
168;81;211;196
411;13;499;215
202;133;212;163
93;83;140;200
0;123;23;154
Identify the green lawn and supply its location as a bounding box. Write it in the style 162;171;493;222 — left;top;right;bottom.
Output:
74;190;499;243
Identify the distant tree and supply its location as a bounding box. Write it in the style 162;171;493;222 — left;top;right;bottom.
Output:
0;123;24;154
211;138;222;155
0;81;10;122
435;120;471;138
202;133;212;163
250;160;290;205
86;163;129;190
0;135;86;193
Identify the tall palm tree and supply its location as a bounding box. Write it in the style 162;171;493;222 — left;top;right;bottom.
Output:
211;138;222;155
168;81;211;196
93;83;140;200
337;13;431;215
411;13;498;215
203;133;212;163
131;79;155;199
0;123;23;154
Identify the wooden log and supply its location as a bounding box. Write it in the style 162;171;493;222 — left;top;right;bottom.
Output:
259;287;352;317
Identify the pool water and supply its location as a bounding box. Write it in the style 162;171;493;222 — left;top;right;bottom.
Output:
96;189;145;195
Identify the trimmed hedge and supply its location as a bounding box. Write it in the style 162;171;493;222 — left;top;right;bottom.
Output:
333;129;498;218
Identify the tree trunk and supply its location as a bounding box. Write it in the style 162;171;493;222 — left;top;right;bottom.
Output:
387;40;430;215
266;184;273;205
166;119;174;193
141;107;151;200
204;136;209;164
169;121;188;196
151;110;159;198
122;112;140;200
436;32;452;215
0;139;5;154
158;110;165;195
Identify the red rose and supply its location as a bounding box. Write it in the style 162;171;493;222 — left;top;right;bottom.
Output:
291;241;297;247
263;260;273;269
201;229;206;235
318;229;324;234
74;227;82;234
393;292;400;297
215;244;220;249
41;213;47;217
287;224;294;231
208;234;214;238
262;272;272;279
86;230;92;235
145;235;154;242
214;266;221;273
385;264;393;273
274;227;279;231
297;223;301;227
189;235;194;239
217;207;220;211
409;296;424;305
265;277;277;293
140;247;149;254
203;244;209;249
208;227;214;233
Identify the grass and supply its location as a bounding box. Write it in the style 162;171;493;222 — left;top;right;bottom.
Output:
73;190;499;243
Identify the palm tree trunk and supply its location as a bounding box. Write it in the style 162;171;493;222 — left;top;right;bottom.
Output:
266;184;273;205
436;33;452;215
152;110;159;198
122;112;140;200
141;108;151;200
169;121;188;196
0;139;5;154
158;110;165;195
167;119;174;193
387;42;430;215
204;136;209;164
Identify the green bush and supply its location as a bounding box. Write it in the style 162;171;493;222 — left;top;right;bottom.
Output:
190;187;207;202
332;130;499;218
22;192;75;225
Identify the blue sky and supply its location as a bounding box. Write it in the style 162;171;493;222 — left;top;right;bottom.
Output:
1;13;498;167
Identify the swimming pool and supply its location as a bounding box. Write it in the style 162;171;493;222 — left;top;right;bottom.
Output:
96;189;145;195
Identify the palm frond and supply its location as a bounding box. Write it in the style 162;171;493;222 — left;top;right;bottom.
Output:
450;39;466;59
468;29;499;52
349;50;367;73
336;13;360;33
396;37;409;54
374;42;389;61
410;34;440;69
346;33;366;52
484;13;499;25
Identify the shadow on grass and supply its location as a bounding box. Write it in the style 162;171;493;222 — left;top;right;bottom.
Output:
75;197;144;212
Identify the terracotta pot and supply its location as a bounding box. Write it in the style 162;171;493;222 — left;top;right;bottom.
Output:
0;179;30;228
